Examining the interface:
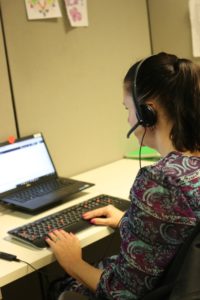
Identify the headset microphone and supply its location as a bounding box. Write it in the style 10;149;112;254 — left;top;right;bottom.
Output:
126;121;142;138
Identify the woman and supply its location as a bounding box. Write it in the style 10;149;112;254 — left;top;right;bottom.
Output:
46;52;200;299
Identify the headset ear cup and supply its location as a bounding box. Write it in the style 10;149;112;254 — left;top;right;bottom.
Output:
139;104;157;127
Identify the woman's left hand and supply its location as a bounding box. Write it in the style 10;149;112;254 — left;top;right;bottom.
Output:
46;229;82;275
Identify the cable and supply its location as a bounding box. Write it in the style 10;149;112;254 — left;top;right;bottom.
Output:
0;252;50;300
16;258;40;272
17;258;50;300
139;128;147;169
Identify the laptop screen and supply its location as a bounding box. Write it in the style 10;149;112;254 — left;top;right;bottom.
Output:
0;133;56;194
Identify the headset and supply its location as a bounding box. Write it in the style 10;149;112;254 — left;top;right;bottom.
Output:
127;57;157;138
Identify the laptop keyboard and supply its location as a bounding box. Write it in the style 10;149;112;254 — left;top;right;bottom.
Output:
7;179;72;203
8;194;130;248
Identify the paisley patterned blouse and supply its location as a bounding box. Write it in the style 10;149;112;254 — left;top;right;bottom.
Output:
95;152;200;299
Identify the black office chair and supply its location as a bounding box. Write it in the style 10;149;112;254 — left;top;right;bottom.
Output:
58;291;92;300
58;222;200;300
57;288;169;300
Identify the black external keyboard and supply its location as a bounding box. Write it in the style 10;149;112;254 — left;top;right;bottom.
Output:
8;194;130;248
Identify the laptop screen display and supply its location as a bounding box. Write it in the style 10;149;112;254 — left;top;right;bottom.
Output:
0;134;55;193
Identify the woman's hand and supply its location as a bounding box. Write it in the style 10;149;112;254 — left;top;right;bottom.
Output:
82;205;125;228
46;229;103;291
45;229;82;275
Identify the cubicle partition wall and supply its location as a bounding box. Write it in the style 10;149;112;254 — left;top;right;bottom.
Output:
148;0;196;60
0;0;198;178
0;0;151;177
0;12;16;141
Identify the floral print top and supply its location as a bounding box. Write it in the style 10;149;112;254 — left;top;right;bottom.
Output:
96;152;200;299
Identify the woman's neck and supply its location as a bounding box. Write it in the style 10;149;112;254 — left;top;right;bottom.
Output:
156;138;175;157
156;137;200;158
180;150;200;157
144;110;200;157
147;120;175;157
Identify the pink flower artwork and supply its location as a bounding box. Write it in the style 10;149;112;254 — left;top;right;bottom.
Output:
64;0;88;27
69;7;82;22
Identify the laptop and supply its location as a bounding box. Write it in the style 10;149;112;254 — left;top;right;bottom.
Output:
0;133;94;213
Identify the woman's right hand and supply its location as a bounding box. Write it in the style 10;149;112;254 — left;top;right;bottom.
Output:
82;205;125;228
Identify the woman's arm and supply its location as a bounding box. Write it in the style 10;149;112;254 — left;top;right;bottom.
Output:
46;230;103;291
69;259;103;291
46;205;126;292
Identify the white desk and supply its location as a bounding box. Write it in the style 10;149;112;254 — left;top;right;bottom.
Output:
0;158;152;299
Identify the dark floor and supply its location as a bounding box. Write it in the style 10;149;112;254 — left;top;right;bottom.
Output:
2;230;120;300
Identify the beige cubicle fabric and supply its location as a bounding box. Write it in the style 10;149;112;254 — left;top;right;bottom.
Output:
0;0;151;176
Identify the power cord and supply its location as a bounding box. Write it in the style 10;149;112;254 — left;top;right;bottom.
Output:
139;127;147;169
0;251;50;300
0;251;20;261
0;251;47;274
